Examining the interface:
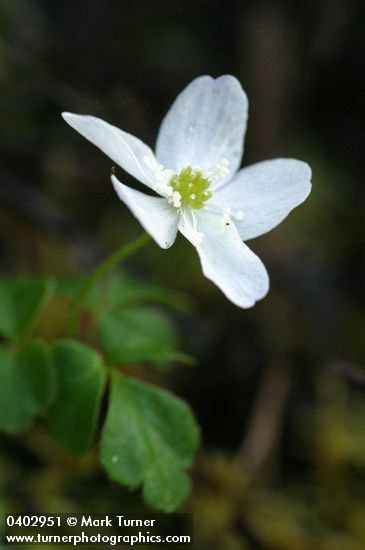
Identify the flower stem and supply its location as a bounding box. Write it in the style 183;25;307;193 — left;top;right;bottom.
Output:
68;232;151;335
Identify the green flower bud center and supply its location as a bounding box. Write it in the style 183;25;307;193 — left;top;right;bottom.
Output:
171;167;213;209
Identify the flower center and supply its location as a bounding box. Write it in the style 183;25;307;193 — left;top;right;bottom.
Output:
144;156;230;211
170;167;212;209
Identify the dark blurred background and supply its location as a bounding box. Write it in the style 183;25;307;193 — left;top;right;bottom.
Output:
1;0;365;548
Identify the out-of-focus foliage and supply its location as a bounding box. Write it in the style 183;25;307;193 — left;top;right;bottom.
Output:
0;277;56;341
0;0;364;546
101;372;199;513
0;341;56;434
99;306;192;368
47;340;106;456
0;271;199;511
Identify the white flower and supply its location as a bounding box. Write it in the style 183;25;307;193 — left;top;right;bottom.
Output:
62;75;311;308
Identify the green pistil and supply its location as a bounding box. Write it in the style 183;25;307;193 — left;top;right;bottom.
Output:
171;167;212;209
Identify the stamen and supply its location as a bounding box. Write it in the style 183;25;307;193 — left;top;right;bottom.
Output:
143;158;235;220
168;191;182;208
143;157;176;199
204;158;230;186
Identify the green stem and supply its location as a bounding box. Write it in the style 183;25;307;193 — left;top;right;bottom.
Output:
68;232;151;335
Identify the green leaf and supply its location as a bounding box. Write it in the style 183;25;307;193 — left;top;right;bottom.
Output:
0;276;56;341
0;341;56;434
47;340;107;455
56;275;99;308
100;372;200;512
57;272;194;314
104;272;195;313
98;306;186;368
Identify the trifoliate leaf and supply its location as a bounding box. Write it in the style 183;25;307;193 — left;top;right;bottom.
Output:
0;276;56;341
0;341;56;434
98;306;185;368
100;372;200;512
104;272;194;313
47;340;107;455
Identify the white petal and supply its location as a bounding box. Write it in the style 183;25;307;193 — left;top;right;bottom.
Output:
155;75;248;180
111;175;179;249
216;159;312;240
62;112;157;187
179;210;269;308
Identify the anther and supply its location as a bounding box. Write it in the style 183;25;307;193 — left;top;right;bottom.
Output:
168;190;182;208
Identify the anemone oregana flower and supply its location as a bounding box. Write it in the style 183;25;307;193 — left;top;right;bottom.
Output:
62;75;311;308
